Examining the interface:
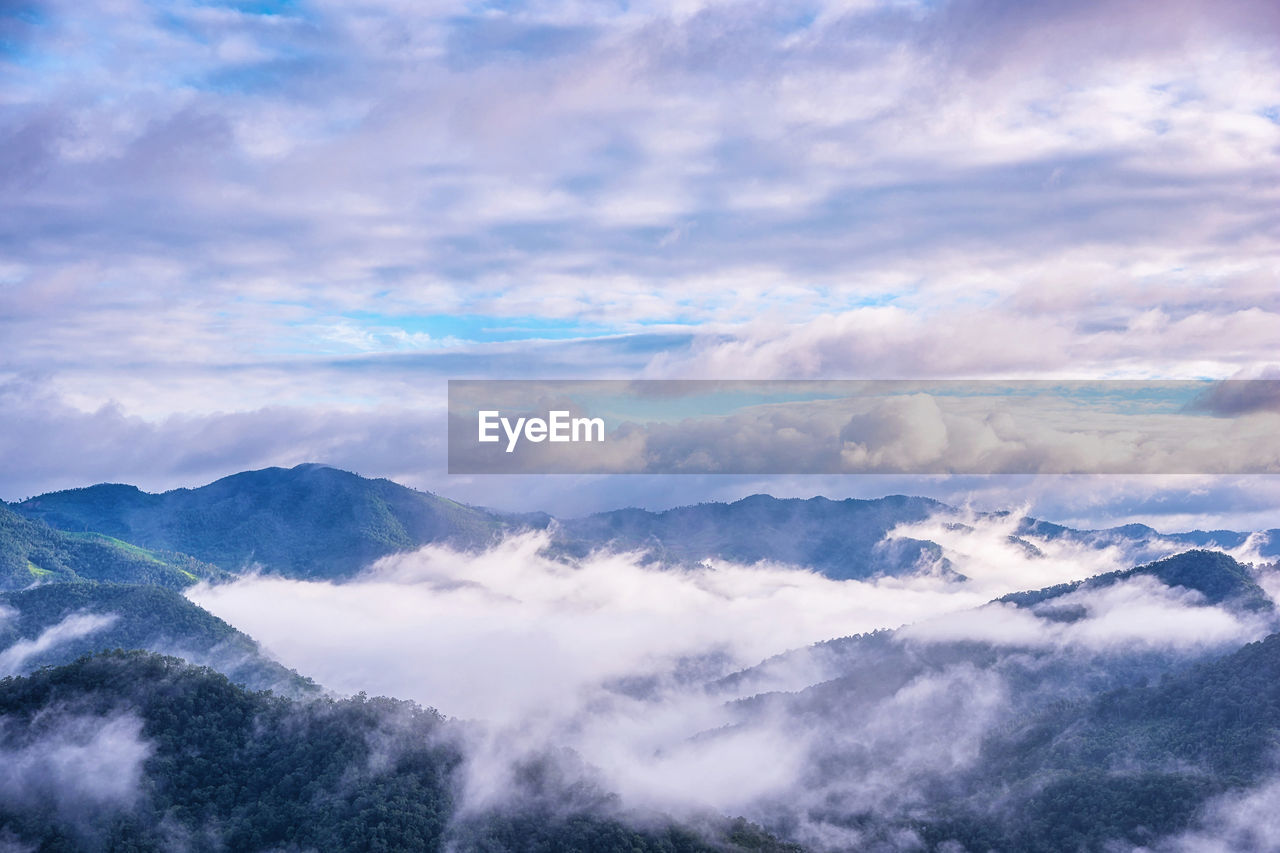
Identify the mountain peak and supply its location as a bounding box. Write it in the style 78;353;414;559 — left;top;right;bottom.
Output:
1002;549;1272;613
14;465;508;579
1117;549;1268;608
555;492;949;580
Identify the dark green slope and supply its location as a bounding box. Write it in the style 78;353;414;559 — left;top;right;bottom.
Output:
16;464;516;579
0;582;315;694
556;494;950;579
0;502;225;590
0;652;800;853
0;652;457;852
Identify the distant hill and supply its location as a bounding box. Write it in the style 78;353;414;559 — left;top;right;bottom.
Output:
554;494;952;579
716;550;1273;707
556;495;1276;580
1000;548;1274;613
15;464;518;579
11;464;1278;582
17;473;959;581
1017;515;1275;552
0;581;316;694
0;502;225;590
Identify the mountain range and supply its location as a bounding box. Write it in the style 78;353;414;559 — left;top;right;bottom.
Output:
3;464;1280;851
10;464;512;581
9;463;1277;583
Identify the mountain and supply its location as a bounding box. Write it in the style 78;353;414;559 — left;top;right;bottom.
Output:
0;651;800;853
16;474;960;581
0;502;225;591
921;629;1280;851
695;551;1280;849
556;497;1279;580
1000;548;1274;612
1017;515;1280;558
14;465;1278;583
0;581;316;694
554;494;952;579
5;466;1280;851
14;464;518;580
717;550;1272;702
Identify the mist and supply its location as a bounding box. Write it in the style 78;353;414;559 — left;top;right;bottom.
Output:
1147;772;1280;852
900;576;1267;653
178;505;1278;847
188;529;1006;721
0;612;118;678
0;711;152;847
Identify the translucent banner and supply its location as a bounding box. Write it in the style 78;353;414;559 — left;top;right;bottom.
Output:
447;379;1280;475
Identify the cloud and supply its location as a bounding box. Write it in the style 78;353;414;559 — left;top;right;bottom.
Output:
1145;772;1280;852
782;664;1012;840
885;503;1165;590
186;529;1012;818
451;381;1280;476
0;711;152;839
0;377;448;500
644;301;1280;381
1186;376;1280;416
0;612;118;678
900;576;1265;653
4;0;1279;395
187;531;997;722
183;518;1260;834
4;0;1279;524
7;377;1280;535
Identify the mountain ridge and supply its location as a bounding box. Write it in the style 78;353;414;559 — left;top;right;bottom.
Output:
12;463;1279;582
16;464;517;580
0;502;226;591
0;580;317;694
713;549;1275;706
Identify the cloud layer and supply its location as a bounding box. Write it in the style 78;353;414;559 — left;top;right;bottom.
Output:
5;0;1279;519
187;517;1274;838
0;711;152;842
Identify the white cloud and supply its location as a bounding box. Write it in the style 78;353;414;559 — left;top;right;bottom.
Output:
0;612;119;678
184;520;1264;828
901;577;1265;653
4;0;1279;526
0;712;152;831
3;0;1278;388
1147;772;1280;852
187;531;996;722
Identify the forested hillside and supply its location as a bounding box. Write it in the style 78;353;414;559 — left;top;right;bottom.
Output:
15;465;515;579
919;629;1280;850
0;503;224;591
0;652;798;853
0;582;315;693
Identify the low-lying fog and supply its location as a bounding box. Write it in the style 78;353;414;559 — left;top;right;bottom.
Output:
186;510;1277;846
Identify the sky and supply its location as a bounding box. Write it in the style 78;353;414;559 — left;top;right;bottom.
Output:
2;0;1279;527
